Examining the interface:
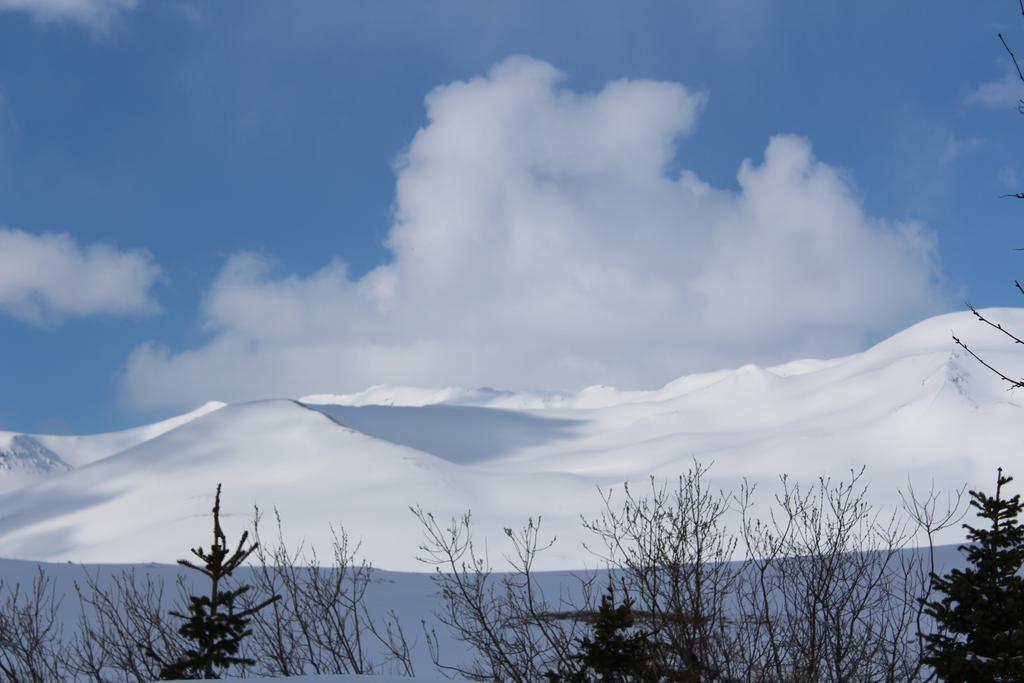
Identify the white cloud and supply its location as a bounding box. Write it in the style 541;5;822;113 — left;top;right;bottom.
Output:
964;68;1024;109
0;227;160;324
121;56;946;410
0;0;137;29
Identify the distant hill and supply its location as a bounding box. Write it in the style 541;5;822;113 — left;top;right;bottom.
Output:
0;308;1021;570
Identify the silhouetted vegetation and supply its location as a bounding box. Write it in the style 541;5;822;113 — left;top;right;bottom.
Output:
546;583;657;683
414;463;968;682
152;484;279;680
6;467;1024;682
922;469;1024;681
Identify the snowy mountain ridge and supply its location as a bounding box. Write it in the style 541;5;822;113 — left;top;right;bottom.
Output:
1;308;1023;571
0;435;69;474
0;401;226;480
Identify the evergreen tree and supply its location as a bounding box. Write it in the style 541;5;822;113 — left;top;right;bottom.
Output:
157;484;279;680
922;468;1024;682
549;583;658;683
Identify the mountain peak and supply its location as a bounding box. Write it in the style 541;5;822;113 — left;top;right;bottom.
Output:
0;436;69;475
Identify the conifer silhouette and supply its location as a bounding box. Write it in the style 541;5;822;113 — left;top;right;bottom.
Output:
157;484;279;680
548;583;657;683
922;468;1024;681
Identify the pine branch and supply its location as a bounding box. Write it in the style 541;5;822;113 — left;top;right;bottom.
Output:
176;559;215;580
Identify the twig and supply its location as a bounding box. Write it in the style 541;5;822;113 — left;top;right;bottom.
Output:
999;32;1024;84
966;304;1024;345
952;333;1024;389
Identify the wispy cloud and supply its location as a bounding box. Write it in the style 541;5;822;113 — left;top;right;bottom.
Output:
964;67;1024;109
0;0;138;30
0;227;161;325
121;57;946;409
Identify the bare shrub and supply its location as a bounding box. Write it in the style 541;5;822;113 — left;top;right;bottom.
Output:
417;464;966;682
733;469;949;682
412;507;595;682
0;567;69;682
582;462;743;681
0;511;413;681
241;508;414;677
69;568;188;682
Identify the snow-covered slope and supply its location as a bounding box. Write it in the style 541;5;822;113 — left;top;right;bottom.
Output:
0;401;225;468
32;401;226;467
1;309;1023;570
0;401;225;492
0;400;596;569
0;435;71;491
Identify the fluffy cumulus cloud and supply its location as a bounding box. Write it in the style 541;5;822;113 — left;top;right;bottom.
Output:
0;0;137;28
121;57;945;409
0;227;160;324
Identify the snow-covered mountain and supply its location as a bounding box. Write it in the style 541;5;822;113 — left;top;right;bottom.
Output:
0;435;70;486
0;401;223;475
1;309;1023;570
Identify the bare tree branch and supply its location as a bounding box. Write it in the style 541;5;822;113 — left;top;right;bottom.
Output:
952;333;1024;389
966;304;1024;345
1000;31;1024;84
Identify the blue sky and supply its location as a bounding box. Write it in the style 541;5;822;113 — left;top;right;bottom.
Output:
1;0;1022;433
